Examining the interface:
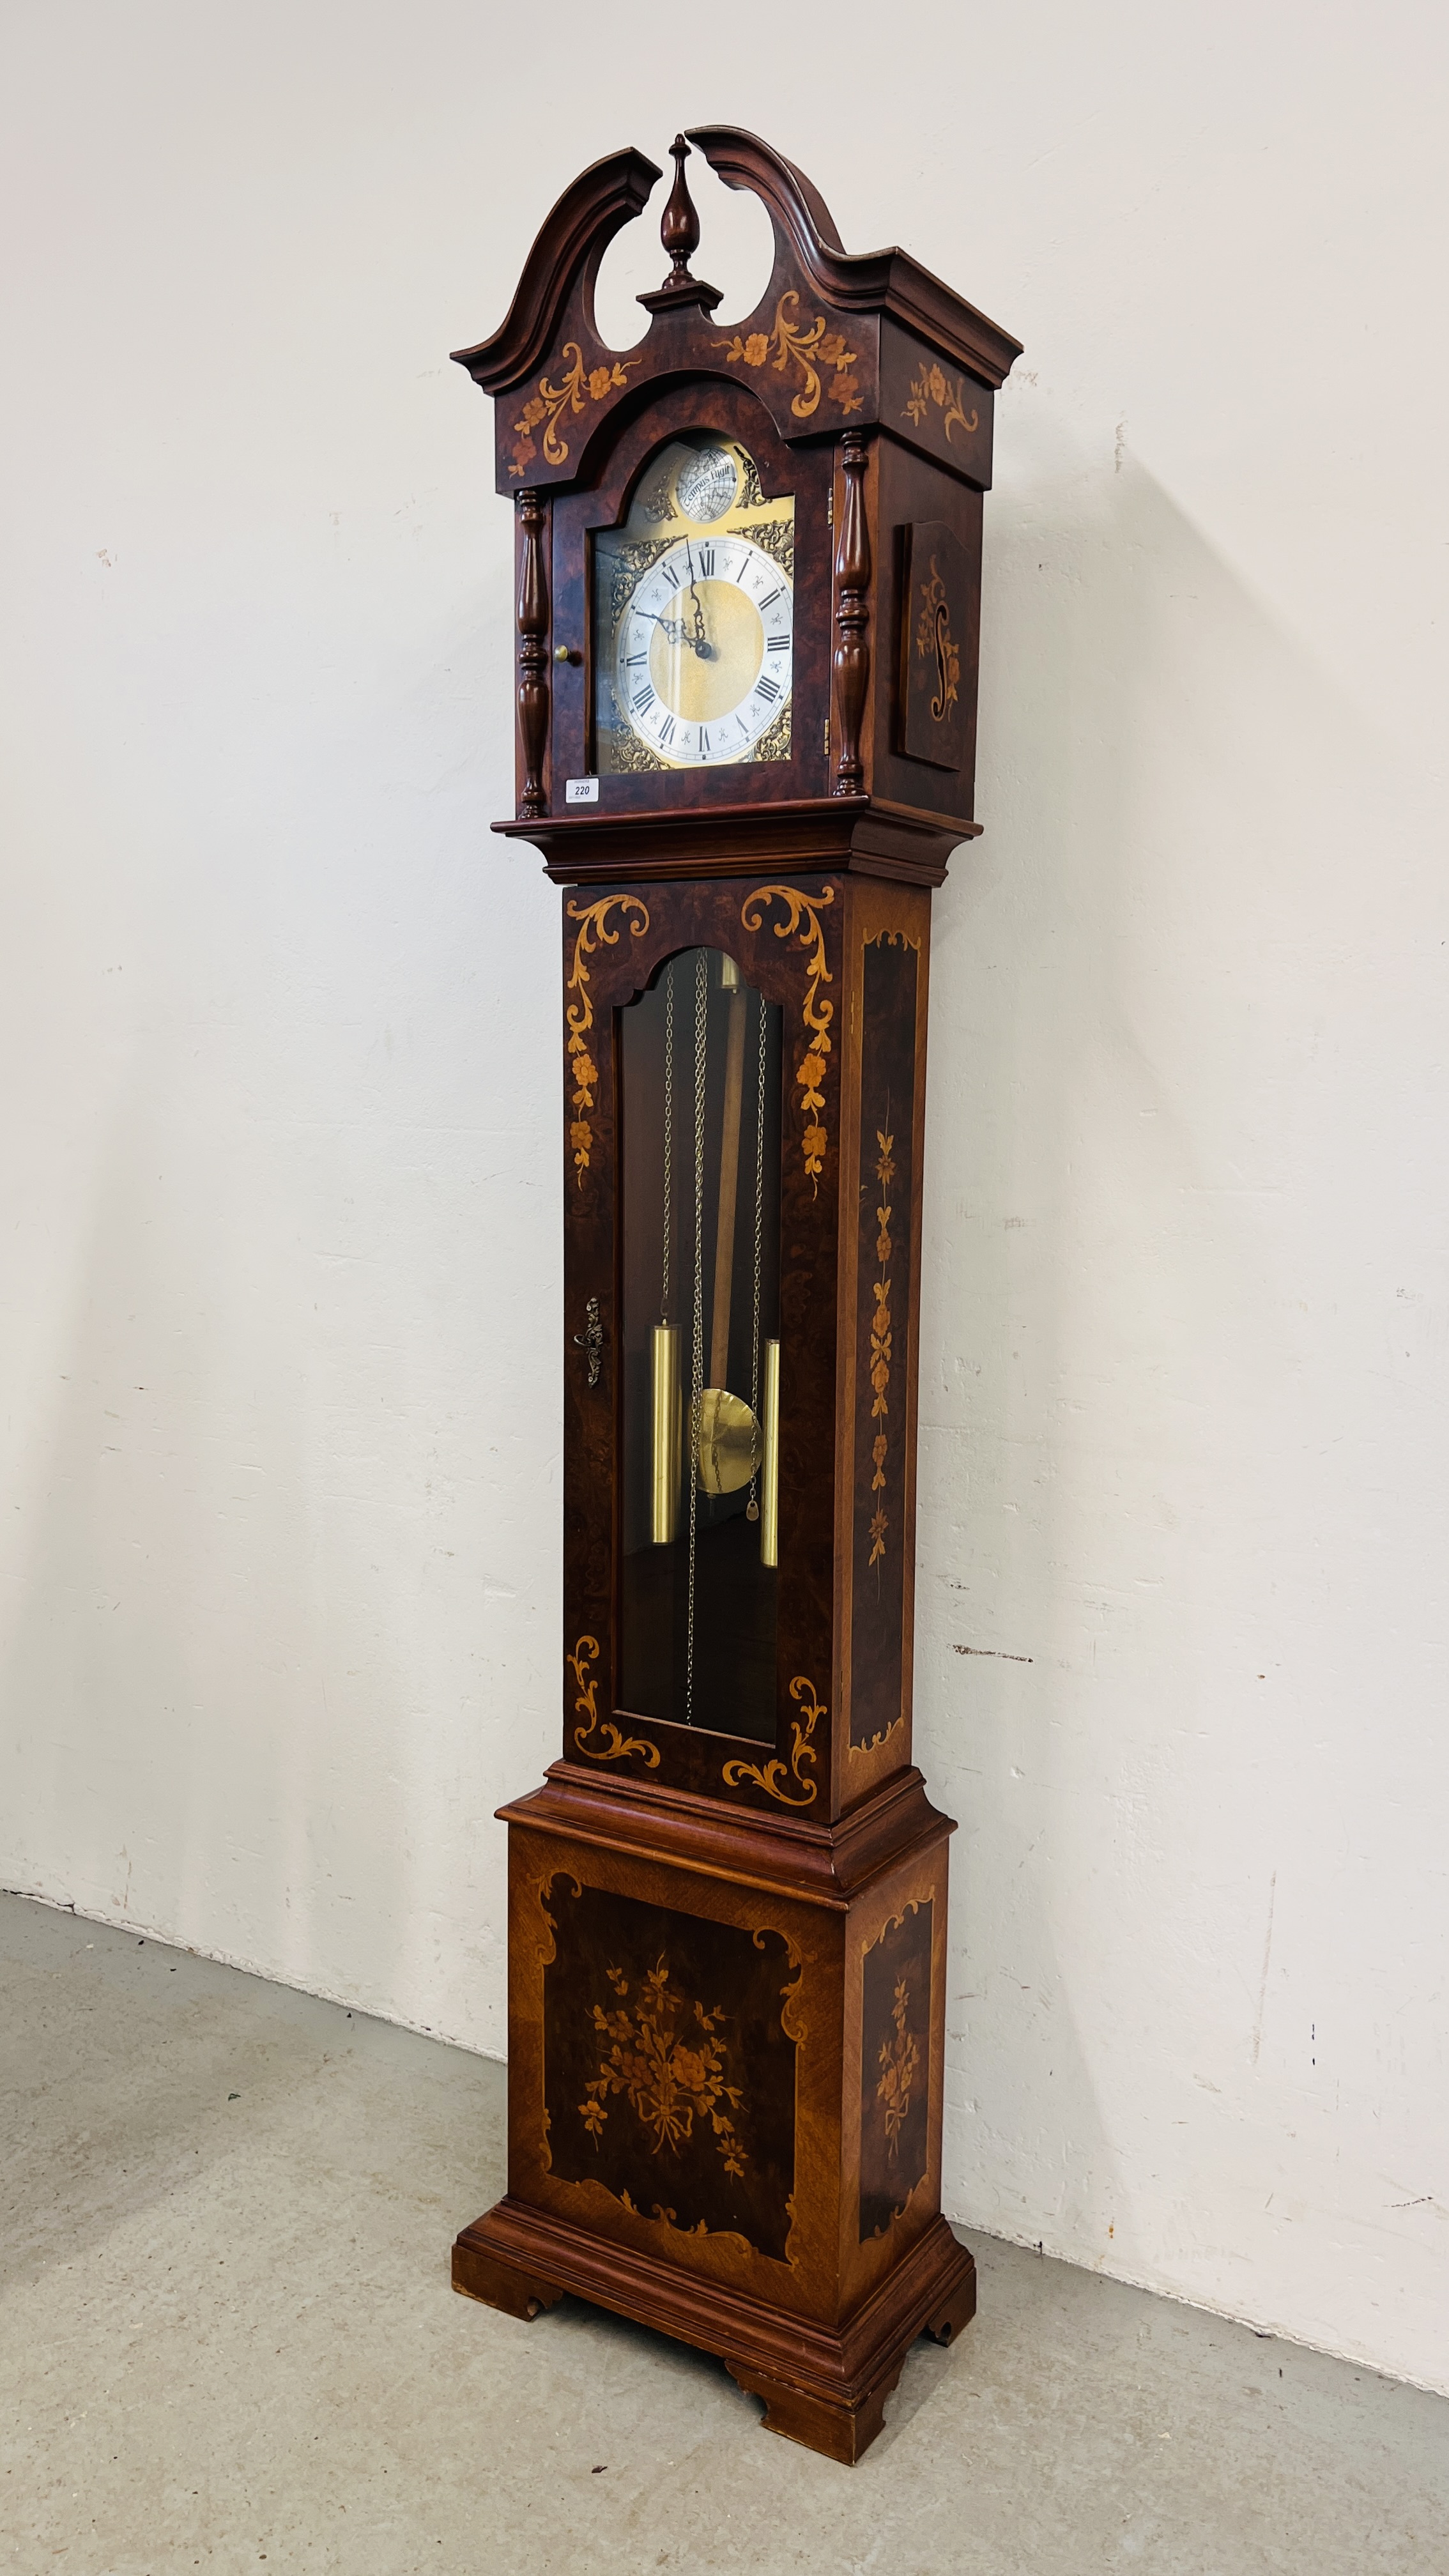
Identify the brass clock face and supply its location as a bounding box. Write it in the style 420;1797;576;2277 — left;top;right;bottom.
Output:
594;436;794;776
616;532;792;767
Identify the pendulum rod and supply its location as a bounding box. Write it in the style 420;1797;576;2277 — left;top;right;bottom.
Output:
685;949;708;1723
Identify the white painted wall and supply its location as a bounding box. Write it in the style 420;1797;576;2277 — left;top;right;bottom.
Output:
3;0;1445;2394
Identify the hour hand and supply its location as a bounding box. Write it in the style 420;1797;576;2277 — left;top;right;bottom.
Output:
652;608;710;658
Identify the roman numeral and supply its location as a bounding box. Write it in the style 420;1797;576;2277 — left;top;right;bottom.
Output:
758;585;783;610
624;651;648;667
697;545;716;576
660;560;680;590
756;676;781;704
631;686;654;714
657;715;676;747
699;727;710;755
766;632;788;652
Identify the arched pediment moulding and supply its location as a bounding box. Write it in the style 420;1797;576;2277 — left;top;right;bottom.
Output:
452;127;1022;500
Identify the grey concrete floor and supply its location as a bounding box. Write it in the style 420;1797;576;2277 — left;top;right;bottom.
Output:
3;1895;1445;2576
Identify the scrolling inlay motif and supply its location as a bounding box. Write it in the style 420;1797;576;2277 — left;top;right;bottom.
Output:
509;342;640;479
902;360;980;447
717;291;862;419
565;896;649;1184
916;559;960;725
721;1675;824;1808
739;886;834;1192
569;1635;660;1768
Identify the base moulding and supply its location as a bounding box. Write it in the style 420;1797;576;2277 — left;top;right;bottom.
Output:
452;2195;977;2465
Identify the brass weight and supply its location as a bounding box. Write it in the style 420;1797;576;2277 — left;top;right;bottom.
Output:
650;1324;682;1542
759;1337;779;1567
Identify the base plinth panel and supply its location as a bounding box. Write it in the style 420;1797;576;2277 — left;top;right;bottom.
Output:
452;2199;977;2464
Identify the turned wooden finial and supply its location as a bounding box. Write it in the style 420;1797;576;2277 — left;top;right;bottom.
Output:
659;134;700;288
638;134;723;316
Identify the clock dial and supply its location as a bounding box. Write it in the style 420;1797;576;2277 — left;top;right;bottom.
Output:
594;436;794;776
617;533;792;768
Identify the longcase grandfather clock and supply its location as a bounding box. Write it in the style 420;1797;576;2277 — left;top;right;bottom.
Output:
449;127;1020;2464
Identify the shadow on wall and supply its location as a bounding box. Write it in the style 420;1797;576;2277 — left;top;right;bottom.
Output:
919;445;1397;2265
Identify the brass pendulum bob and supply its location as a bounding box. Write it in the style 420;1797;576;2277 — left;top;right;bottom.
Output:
696;1384;762;1496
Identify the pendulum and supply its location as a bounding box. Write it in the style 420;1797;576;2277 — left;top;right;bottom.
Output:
694;953;763;1499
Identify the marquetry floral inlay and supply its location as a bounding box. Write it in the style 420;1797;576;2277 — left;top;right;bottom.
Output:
569;1634;659;1768
739;885;834;1193
578;1959;746;2176
876;1975;920;2162
509;342;640;478
721;1675;825;1808
565;896;648;1184
902;360;979;448
916;558;960;726
717;291;862;420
